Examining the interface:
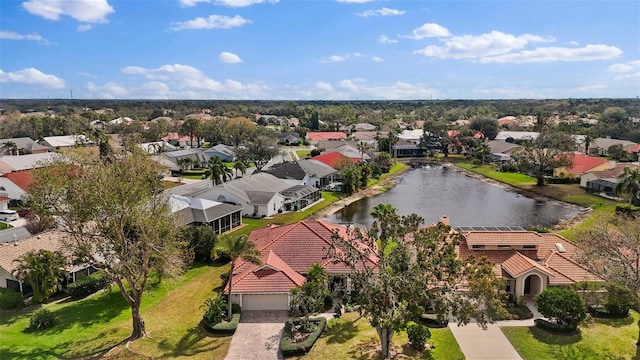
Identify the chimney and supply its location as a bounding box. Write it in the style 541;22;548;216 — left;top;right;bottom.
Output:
440;215;449;226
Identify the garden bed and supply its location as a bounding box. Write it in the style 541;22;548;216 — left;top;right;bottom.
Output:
281;317;326;357
203;313;241;335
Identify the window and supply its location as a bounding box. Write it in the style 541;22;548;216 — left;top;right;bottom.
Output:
505;280;512;293
498;245;511;249
471;244;485;249
523;245;536;249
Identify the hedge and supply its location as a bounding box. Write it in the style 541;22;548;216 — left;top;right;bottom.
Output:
417;314;449;328
66;271;109;299
534;318;578;333
204;313;241;335
0;288;23;310
280;317;326;356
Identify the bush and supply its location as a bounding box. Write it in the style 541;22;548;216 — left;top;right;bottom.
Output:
604;283;635;317
535;287;587;328
406;321;431;350
204;313;241;335
615;205;640;216
232;303;242;315
201;296;227;325
29;308;56;330
280;317;326;356
0;288;23;310
66;271;109;299
534;318;577;333
417;314;449;328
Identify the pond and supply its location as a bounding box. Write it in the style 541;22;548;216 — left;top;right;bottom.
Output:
325;166;581;228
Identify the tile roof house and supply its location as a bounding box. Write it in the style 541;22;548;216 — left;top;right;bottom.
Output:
0;170;33;201
580;163;640;202
161;132;203;148
227;221;378;310
553;152;610;178
588;137;638;156
495;131;540;142
311;151;356;169
456;229;604;298
0;137;49;155
305;132;347;145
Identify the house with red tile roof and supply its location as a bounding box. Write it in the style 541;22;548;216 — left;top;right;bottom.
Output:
305;132;347;145
227;220;378;311
580;162;640;201
311;151;357;169
0;170;33;202
553;152;610;179
456;228;604;298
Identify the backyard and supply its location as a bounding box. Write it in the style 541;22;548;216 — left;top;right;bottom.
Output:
502;311;639;360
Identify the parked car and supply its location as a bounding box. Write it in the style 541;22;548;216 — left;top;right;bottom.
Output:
0;210;19;222
17;208;32;217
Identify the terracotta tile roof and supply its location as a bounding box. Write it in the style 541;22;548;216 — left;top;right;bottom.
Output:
464;231;543;246
545;252;604;285
562;153;609;175
502;252;553;278
1;170;33;191
306;132;348;141
0;231;69;275
311;151;355;168
228;250;306;293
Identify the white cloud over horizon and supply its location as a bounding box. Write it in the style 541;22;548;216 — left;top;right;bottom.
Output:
218;51;243;63
22;0;114;23
215;0;279;7
479;44;622;63
170;14;250;31
0;68;66;88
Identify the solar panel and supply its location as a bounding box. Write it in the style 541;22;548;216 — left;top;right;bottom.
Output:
455;226;527;232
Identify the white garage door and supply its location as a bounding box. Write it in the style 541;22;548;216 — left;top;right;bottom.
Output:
242;294;289;311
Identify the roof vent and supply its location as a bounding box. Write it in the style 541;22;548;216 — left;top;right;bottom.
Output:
555;243;566;253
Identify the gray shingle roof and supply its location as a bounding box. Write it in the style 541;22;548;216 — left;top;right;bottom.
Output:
0;153;61;171
298;159;337;177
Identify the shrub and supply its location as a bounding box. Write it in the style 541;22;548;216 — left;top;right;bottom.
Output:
205;313;241;334
615;205;640;216
417;314;449;328
280;317;326;356
231;303;242;314
534;318;577;333
535;287;587;328
201;296;227;325
406;321;431;350
29;308;56;330
66;271;109;299
0;288;23;310
333;303;342;318
604;283;635;317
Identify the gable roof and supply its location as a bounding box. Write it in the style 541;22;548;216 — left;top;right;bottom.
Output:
561;152;609;175
0;153;61;172
591;137;637;150
0;231;69;275
228;250;306;293
1;170;33;191
502;252;554;278
587;163;640;180
43;135;92;148
488;140;522;154
464;231;543;247
306;132;347;141
0;137;49;153
311;151;355;168
495;131;540;141
169;194;242;225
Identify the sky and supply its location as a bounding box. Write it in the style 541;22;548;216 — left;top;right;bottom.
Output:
0;0;639;100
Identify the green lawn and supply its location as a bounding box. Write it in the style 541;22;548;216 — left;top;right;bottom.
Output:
0;262;231;360
502;311;639;360
292;312;463;360
0;222;12;230
296;150;312;159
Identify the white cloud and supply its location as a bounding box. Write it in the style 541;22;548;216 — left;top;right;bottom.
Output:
566;40;579;46
574;84;606;92
336;0;373;3
180;0;209;6
170;14;250;31
215;0;279;7
315;81;333;92
218;51;243;63
0;68;65;88
352;52;364;58
358;7;405;17
608;60;640;73
77;24;93;31
480;44;622;63
0;30;50;43
339;80;359;92
414;31;555;60
615;72;640;80
86;81;128;98
378;35;397;44
336;79;437;100
321;55;347;63
22;0;114;23
475;87;545;99
372;56;384;62
404;23;450;39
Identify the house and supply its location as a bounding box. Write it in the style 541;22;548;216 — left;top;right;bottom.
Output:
0;231;97;296
456;226;604;298
0;138;49;155
354;123;377;131
397;129;424;145
553;152;610;179
227;221;378;310
0;170;33;202
278;132;301;146
109;117;133;125
203;144;236;162
42;135;93;150
626;144;640;161
486;140;522;166
495;131;540;142
0;153;61;173
306;132;347;145
266;159;338;189
332;144;370;162
393;140;426;158
352;131;378;148
315;140;360;152
580;163;640;200
137;141;177;154
162;149;208;170
588;138;638;157
161;132;202;148
169;195;243;234
311;151;356;169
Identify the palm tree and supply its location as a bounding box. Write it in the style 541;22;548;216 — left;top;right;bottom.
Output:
358;141;371;162
475;142;491;164
214;235;262;321
208;156;232;186
1;141;18;156
233;161;247;178
12;250;66;303
177;157;194;171
615;167;640;205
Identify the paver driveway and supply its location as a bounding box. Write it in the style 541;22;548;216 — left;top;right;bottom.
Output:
225;311;288;360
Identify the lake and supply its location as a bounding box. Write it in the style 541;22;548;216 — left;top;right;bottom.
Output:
325;166;581;228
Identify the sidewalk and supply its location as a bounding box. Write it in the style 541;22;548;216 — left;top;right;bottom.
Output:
448;299;542;360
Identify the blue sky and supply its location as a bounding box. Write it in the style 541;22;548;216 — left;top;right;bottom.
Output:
1;0;639;100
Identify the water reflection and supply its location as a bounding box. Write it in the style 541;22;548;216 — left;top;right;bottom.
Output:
326;166;580;228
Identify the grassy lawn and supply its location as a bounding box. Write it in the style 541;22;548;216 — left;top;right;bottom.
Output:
367;162;408;188
502;311;639;360
0;262;231;360
0;222;12;230
293;312;464;360
296;150;312;159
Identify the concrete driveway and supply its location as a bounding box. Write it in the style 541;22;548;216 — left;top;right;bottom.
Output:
225;311;289;360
